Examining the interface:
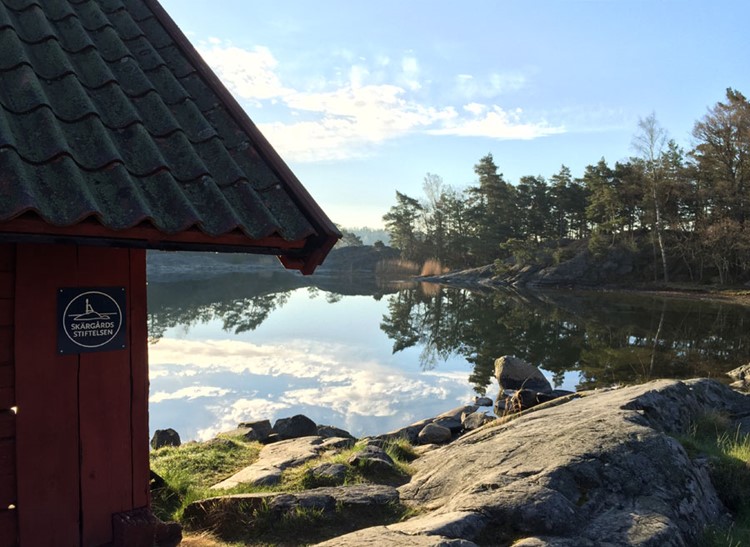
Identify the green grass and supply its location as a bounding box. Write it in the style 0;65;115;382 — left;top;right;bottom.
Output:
675;411;750;545
150;434;420;542
152;436;263;489
383;436;420;463
277;438;418;491
150;435;263;521
204;495;413;545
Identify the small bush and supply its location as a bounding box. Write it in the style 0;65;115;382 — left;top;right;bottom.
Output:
552;244;578;265
420;259;448;276
376;258;420;276
384;437;419;463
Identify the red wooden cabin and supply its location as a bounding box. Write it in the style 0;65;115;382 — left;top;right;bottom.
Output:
0;1;339;545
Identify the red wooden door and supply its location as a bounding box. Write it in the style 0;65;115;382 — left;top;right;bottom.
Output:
14;244;149;547
0;243;17;547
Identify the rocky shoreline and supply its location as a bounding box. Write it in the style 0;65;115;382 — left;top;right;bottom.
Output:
150;360;750;546
420;262;750;309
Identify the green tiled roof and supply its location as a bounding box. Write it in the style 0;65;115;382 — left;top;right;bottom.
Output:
0;0;339;273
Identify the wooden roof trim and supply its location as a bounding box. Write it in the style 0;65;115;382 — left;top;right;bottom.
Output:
143;0;342;249
0;216;312;262
280;233;338;275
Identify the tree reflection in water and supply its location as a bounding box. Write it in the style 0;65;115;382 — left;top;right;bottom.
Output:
380;284;750;394
147;270;750;396
147;270;397;341
147;271;305;341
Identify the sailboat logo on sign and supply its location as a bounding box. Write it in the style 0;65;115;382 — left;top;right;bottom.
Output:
58;287;127;354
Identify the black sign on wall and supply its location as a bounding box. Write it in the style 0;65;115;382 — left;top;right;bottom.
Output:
58;287;127;354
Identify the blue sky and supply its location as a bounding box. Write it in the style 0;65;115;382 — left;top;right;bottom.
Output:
160;0;750;228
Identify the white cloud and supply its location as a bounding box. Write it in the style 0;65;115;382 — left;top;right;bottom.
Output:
149;386;230;403
149;338;340;378
463;102;486;116
283;371;449;418
149;337;476;440
349;64;370;89
197;40;291;105
288;85;453;133
400;55;421;91
197;398;291;440
455;72;528;99
195;42;561;161
429;105;565;140
261;84;457;161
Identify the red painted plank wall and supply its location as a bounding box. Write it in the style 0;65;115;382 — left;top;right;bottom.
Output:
14;244;149;546
0;243;17;547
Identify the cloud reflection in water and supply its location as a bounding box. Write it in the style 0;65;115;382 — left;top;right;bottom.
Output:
149;336;478;441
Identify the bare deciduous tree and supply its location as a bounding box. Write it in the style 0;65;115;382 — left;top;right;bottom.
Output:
633;113;669;282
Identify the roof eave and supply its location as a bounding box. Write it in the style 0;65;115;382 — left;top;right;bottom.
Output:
280;232;339;275
0;216;332;272
143;0;342;263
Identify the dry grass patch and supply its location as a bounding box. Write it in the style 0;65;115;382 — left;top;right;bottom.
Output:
180;531;241;546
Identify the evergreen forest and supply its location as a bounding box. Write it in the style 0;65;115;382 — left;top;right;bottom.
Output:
382;88;750;285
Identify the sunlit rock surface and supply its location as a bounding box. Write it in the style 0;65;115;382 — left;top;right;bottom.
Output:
318;379;749;546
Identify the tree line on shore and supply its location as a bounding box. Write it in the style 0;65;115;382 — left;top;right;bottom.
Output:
381;285;750;393
382;88;750;284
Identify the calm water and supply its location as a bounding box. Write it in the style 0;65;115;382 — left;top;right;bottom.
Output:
147;271;750;441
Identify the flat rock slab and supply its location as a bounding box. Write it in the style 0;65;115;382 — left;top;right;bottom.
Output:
320;379;750;546
211;435;351;489
314;527;478;546
185;485;400;535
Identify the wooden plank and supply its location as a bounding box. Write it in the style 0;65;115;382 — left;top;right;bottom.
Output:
129;249;150;509
0;328;12;365
0;273;12;300
0;318;15;412
0;509;18;547
0;300;11;328
78;247;134;546
0;243;14;273
0;359;14;409
0;478;15;510
0;439;15;509
0;362;12;388
0;440;13;471
0;411;14;439
15;243;80;546
0;390;12;411
0;453;16;508
0;391;12;412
